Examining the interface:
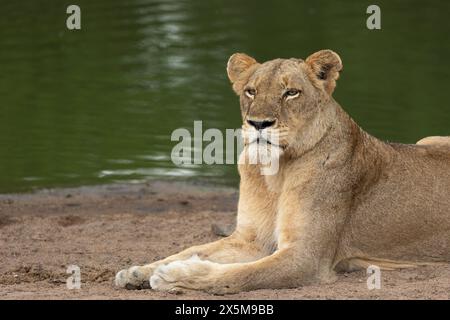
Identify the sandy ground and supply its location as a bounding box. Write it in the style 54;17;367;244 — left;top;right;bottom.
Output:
0;181;449;300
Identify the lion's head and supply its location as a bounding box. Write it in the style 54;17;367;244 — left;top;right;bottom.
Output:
227;50;343;156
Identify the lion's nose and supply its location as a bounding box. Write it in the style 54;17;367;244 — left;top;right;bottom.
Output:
247;119;276;130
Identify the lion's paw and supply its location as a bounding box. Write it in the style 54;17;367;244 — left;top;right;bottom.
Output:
115;266;151;290
150;255;219;293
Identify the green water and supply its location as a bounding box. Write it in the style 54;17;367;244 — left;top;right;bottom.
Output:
0;0;449;193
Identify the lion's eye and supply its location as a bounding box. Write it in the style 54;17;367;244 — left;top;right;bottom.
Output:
284;89;300;98
245;88;256;98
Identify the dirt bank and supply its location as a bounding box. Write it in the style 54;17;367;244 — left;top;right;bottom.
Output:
0;181;448;300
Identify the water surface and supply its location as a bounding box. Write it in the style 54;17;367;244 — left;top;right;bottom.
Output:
0;0;449;193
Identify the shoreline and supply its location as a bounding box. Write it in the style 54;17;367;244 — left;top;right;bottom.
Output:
0;180;449;299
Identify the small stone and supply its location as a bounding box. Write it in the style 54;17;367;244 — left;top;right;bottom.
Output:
211;223;235;237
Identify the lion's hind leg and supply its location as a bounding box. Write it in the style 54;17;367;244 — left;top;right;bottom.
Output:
335;257;425;272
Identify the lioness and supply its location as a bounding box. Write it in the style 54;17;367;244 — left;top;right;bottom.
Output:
115;50;450;294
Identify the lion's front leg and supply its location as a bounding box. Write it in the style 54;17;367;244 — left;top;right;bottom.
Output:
116;162;278;290
115;234;265;290
150;184;349;294
149;247;317;294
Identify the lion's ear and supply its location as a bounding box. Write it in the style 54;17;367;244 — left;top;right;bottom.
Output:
227;53;258;93
305;50;343;94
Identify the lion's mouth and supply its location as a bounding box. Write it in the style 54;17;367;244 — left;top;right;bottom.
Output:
249;137;285;149
242;126;287;150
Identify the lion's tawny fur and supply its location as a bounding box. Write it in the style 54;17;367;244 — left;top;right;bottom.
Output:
115;50;450;294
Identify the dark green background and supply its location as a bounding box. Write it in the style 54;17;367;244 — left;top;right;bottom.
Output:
0;0;449;193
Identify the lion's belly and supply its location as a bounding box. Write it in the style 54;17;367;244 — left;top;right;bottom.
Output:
337;155;450;264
